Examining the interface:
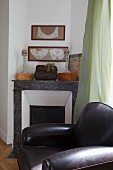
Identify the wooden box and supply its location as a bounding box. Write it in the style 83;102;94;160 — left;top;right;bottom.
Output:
58;73;77;81
16;73;34;80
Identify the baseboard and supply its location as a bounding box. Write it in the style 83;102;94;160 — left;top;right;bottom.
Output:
0;128;13;144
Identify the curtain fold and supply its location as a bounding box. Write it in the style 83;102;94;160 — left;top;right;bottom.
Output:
73;0;112;123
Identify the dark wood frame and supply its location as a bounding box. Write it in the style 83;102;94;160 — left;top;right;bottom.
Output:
28;46;68;62
31;25;65;40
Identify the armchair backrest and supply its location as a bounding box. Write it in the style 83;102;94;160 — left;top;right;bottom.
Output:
73;102;113;147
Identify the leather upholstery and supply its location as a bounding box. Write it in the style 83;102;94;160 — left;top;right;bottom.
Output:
18;146;64;170
22;124;75;148
17;102;113;170
43;146;113;170
73;102;113;147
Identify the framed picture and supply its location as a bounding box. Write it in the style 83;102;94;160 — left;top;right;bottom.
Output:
28;46;68;62
31;25;65;40
69;53;82;79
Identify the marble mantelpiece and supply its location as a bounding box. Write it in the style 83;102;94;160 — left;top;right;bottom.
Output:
9;80;78;158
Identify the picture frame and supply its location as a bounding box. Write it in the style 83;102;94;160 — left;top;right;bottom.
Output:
31;25;65;40
28;46;68;62
69;53;82;79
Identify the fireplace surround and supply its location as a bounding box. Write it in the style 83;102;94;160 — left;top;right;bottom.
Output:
22;90;72;130
9;80;78;158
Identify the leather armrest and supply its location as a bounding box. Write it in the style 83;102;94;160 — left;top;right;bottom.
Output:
22;123;75;147
42;146;113;170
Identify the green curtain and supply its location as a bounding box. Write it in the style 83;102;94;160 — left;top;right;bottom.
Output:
73;0;112;123
109;0;113;105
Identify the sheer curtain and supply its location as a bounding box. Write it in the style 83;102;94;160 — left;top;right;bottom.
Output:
109;0;113;106
73;0;112;123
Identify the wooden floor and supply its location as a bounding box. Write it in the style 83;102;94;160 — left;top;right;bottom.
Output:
0;138;19;170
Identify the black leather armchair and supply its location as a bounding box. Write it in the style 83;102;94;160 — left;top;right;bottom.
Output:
17;102;113;170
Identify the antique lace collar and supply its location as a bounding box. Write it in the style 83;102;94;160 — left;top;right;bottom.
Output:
37;27;59;39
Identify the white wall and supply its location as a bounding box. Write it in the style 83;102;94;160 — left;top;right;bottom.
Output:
0;0;9;143
8;0;28;143
27;0;71;74
0;0;88;144
71;0;88;54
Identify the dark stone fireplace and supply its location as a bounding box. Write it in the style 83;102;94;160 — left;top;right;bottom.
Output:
9;80;78;158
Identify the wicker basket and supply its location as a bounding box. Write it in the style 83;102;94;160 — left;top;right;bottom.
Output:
34;65;58;80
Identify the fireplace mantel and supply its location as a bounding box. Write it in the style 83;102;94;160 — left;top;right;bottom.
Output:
9;80;78;158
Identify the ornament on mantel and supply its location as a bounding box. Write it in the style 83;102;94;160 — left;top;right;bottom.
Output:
21;49;27;73
16;49;34;80
58;48;77;81
64;48;70;73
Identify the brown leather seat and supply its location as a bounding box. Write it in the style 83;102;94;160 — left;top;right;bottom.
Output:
17;102;113;170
